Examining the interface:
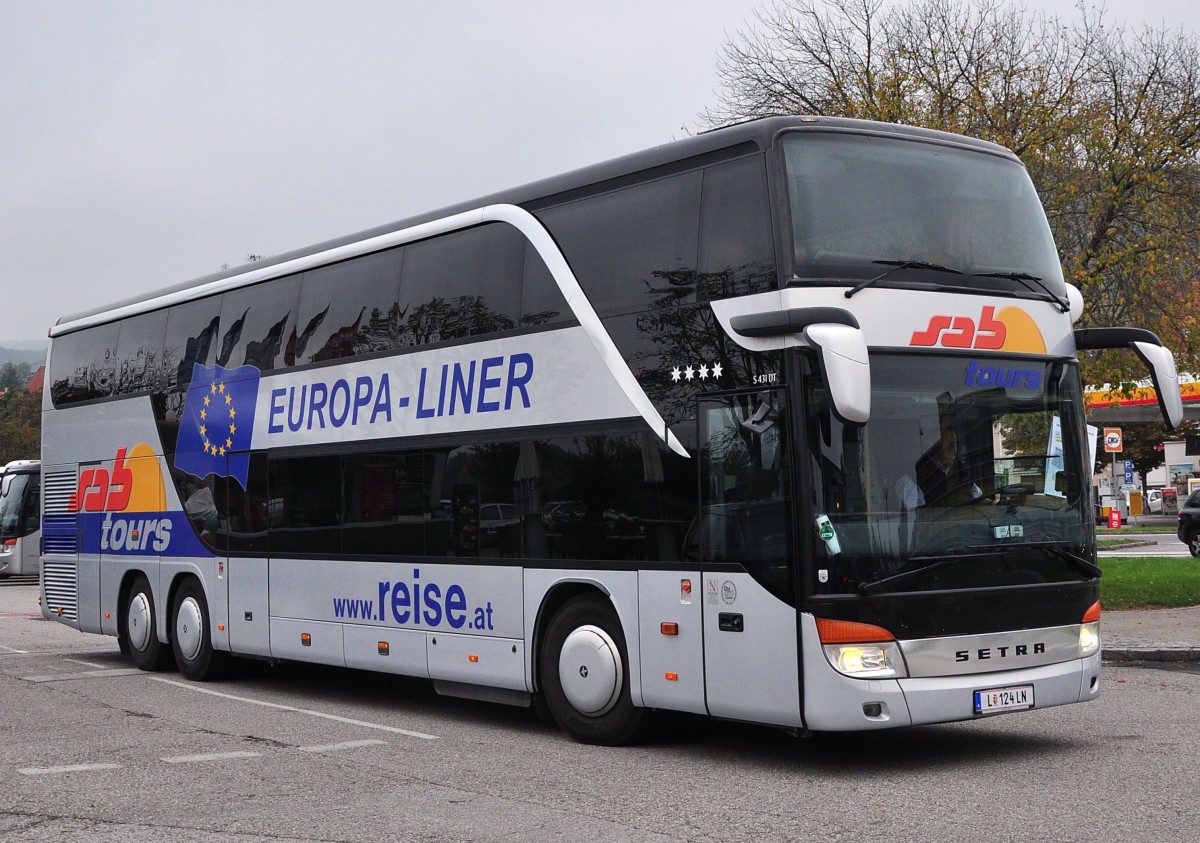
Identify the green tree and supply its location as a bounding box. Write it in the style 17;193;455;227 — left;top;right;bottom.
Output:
0;389;40;464
0;362;32;391
705;0;1200;387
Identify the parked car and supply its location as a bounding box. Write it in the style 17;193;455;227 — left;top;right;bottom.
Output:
1176;489;1200;557
1146;487;1177;514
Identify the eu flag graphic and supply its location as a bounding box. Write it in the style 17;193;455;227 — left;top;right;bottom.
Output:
174;363;260;488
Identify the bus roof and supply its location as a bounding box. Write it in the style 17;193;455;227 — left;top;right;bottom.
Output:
1;460;38;474
52;116;1015;334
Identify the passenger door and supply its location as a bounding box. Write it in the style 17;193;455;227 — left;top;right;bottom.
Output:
696;391;803;728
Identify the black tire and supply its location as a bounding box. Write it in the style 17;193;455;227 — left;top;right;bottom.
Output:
540;594;645;746
121;574;173;671
170;577;231;681
1188;532;1200;558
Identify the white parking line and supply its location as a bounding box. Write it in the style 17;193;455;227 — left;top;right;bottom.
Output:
299;739;388;753
64;657;109;668
18;763;122;775
21;668;145;683
0;644;29;654
162;751;262;764
151;678;440;740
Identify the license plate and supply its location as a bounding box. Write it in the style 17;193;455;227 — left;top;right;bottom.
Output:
974;684;1034;715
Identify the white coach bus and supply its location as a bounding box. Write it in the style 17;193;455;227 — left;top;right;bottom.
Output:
1;459;40;577
41;117;1183;744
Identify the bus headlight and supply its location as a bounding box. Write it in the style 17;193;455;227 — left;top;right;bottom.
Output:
1079;622;1100;658
815;617;908;679
822;642;906;678
1079;600;1101;658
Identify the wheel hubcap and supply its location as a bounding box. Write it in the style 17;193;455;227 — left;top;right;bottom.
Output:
175;596;204;662
558;624;621;716
127;592;152;652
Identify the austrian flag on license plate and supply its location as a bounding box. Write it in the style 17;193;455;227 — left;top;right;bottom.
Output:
974;684;1034;715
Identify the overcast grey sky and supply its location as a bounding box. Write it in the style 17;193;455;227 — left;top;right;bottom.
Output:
2;0;1196;345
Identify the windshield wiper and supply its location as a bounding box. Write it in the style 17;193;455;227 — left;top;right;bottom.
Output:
974;271;1070;313
857;553;989;595
1011;541;1102;578
857;542;1101;595
844;259;963;299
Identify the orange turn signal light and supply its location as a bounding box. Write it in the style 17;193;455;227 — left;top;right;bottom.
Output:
1083;600;1102;624
815;617;896;644
660;622;679;636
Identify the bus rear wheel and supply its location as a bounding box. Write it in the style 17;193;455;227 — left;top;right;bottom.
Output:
540;594;645;746
170;578;230;681
121;574;172;671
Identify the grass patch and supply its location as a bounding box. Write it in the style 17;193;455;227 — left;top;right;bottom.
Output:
1098;556;1200;610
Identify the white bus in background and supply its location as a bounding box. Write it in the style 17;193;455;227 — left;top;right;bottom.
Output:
0;459;40;577
40;117;1183;744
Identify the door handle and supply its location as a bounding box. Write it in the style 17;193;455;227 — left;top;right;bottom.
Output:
718;612;744;632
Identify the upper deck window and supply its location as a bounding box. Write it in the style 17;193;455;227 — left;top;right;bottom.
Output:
783;132;1065;299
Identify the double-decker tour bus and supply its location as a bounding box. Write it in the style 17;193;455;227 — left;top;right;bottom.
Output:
41;117;1183;743
1;459;40;578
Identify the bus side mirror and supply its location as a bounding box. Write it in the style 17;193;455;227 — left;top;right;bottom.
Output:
1074;328;1183;429
724;306;872;425
1132;341;1184;429
805;323;871;424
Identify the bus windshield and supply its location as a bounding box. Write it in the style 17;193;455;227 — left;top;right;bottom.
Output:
0;472;34;540
783;132;1065;299
804;353;1094;596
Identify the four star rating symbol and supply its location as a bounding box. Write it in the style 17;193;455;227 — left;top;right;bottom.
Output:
670;362;724;383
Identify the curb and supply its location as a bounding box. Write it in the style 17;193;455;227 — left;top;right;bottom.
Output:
1103;647;1200;662
1097;540;1158;550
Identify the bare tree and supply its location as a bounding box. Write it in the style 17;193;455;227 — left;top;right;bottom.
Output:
705;0;1200;383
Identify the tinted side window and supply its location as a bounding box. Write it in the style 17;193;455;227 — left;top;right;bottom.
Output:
427;442;521;559
399;224;520;346
539;172;702;317
525;432;694;563
270;455;342;555
520;239;570;328
295;248;403;364
164;296;223;393
343;453;428;556
49;323;120;405
114;310;168;396
697;156;777;300
217;277;300;371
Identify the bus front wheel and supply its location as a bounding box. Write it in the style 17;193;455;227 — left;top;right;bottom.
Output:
540;594;645;746
170;578;230;681
121;574;172;671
